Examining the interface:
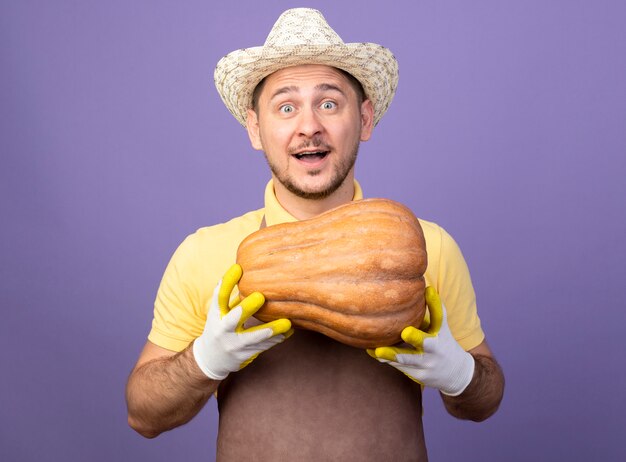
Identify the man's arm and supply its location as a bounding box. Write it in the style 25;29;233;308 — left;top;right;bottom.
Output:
125;341;219;438
126;264;292;438
440;340;504;422
368;287;505;421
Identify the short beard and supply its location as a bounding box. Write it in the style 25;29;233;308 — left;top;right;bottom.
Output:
264;141;359;200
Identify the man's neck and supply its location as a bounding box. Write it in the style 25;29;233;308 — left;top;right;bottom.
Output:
272;177;355;220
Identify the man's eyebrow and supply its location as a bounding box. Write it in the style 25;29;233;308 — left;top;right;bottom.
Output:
269;85;299;101
315;83;346;95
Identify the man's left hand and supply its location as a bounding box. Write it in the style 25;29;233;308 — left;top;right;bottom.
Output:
367;287;475;396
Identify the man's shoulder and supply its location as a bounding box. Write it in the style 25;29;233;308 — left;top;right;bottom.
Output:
416;217;445;242
192;208;264;240
173;208;264;260
415;217;462;259
416;217;442;233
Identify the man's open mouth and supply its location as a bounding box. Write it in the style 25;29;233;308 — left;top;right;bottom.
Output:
293;151;329;161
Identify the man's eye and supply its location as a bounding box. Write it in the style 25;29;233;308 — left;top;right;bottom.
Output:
280;105;294;113
321;101;336;110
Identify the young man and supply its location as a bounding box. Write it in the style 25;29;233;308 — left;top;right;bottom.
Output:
126;8;504;460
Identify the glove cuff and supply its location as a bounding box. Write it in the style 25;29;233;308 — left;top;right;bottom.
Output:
441;352;475;397
192;339;227;381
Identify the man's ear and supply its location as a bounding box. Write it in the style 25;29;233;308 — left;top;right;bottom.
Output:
246;108;263;150
359;99;375;142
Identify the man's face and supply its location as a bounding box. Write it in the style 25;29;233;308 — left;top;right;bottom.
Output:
246;65;374;200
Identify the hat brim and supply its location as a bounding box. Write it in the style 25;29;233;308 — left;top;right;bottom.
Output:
214;42;398;127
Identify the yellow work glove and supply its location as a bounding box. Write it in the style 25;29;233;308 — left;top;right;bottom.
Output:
192;264;293;380
368;287;475;396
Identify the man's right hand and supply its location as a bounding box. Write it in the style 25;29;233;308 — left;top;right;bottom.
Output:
192;264;293;380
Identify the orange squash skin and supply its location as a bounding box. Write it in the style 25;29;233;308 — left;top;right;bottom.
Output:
236;198;427;349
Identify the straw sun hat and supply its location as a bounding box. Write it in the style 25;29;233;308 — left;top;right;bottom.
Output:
214;8;399;127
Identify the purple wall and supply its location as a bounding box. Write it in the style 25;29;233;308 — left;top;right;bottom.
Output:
2;1;625;460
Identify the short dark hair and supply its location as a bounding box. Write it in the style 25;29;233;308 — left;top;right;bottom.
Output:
251;67;366;112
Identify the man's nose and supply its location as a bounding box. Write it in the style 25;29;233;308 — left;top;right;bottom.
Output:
297;106;323;138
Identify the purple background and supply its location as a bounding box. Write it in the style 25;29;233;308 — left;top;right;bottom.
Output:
2;1;625;460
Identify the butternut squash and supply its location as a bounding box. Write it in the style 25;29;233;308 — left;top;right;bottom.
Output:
236;198;427;348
